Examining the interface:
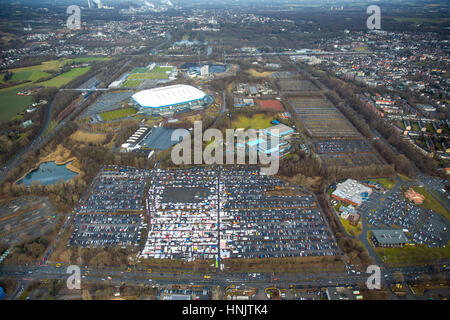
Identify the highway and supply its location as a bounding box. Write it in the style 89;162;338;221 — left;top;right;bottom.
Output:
1;260;448;300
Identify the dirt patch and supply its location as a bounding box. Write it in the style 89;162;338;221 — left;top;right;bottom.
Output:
70;130;107;144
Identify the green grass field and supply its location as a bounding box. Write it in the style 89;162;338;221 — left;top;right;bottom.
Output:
0;84;34;122
128;72;169;80
152;66;173;73
376;244;450;267
38;67;91;88
122;79;143;87
232;114;274;130
0;57;107;121
131;67;149;74
99;107;137;121
368;178;396;190
72;57;109;63
339;217;363;237
394;17;450;24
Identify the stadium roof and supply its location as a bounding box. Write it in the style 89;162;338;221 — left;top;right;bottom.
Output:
132;84;207;109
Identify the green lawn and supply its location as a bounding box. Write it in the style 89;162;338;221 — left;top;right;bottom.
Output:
394;17;450;24
38;67;91;88
122;79;142;87
339;217;363;237
0;84;33;122
376;245;450;267
398;174;413;182
72;57;109;63
410;186;450;220
232;114;274;130
131;67;149;74
99;107;137;121
152;66;173;73
128;72;168;80
368;178;396;190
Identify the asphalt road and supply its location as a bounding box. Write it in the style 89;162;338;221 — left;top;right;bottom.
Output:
1;260;448;299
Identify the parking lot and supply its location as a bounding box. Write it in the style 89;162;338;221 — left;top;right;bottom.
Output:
220;167;338;259
142;167;219;260
361;190;449;247
80;91;134;119
288;96;360;138
0;196;57;246
278;79;319;93
140;166;338;260
68;213;145;248
313;139;384;168
76;166;150;213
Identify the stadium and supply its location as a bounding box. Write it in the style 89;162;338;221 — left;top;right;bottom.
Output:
131;84;212;116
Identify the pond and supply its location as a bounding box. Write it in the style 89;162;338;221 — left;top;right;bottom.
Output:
18;161;79;186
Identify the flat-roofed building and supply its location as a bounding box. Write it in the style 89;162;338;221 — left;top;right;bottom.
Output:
331;179;372;207
371;229;409;247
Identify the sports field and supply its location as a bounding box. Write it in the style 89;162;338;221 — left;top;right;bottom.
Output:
232;114;273;130
99;107;137;121
122;79;142;87
127;65;173;81
128;72;169;80
38;67;91;88
256;99;285;111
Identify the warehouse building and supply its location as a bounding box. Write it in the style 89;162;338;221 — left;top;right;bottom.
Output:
371;229;409;247
331;179;372;207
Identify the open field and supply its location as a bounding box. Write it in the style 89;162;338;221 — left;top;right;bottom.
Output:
1;57;105;87
232;113;274;130
376;244;450;267
0;84;33;122
70;130;108;144
394;17;450;24
339;217;363;237
245;69;273;78
1;70;50;83
368;178;396;190
72;57;109;63
288;96;360;137
99;107;137;121
38;67;91;88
